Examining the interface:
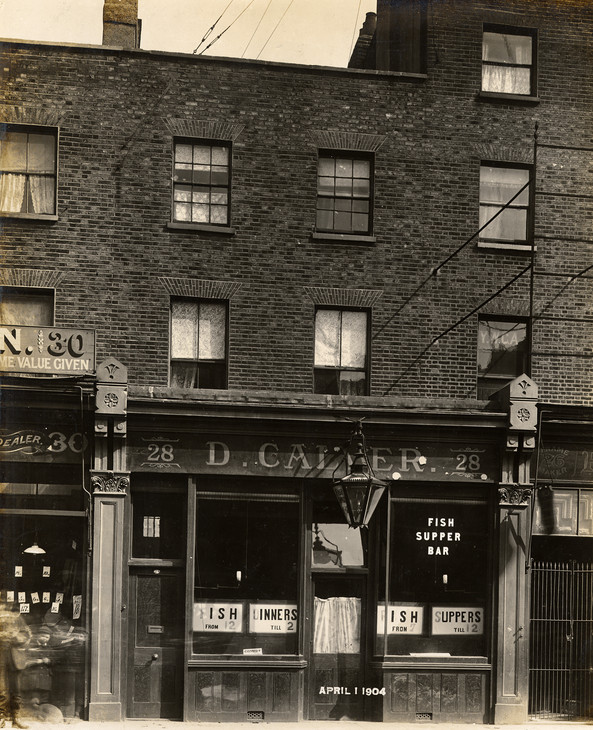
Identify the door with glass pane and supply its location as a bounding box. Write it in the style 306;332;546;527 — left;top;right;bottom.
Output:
127;568;184;718
309;574;366;720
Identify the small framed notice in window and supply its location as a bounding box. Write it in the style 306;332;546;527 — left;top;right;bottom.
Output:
431;606;484;635
193;601;243;633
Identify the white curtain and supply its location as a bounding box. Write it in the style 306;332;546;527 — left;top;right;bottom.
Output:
30;175;55;214
313;597;360;654
0;173;26;212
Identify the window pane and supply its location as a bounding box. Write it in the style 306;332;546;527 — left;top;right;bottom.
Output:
0;289;53;325
352;212;369;232
353;178;370;197
0;173;26;212
315;310;341;367
171;300;198;358
482;32;532;64
211;146;229;165
210;168;229;186
30;175;55;214
340;311;367;368
482;65;531;95
480;167;529;205
316;208;333;231
314;368;340;395
175;144;193;164
335;159;353;177
191;203;210;222
28;134;55;172
0;132;27;171
192;145;210;165
318;157;334;176
193;499;299;655
173;201;191;221
334;210;352;230
196;361;226;389
210;205;228;224
317;176;335;196
478;319;527;377
338;370;366;395
198;302;226;360
170;361;198;388
480;205;527;241
335;177;353;197
353;159;370;178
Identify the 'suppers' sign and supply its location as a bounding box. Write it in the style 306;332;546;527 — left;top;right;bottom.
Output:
0;326;95;375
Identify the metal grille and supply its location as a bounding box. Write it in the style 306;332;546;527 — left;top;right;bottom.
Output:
247;710;264;721
529;561;593;720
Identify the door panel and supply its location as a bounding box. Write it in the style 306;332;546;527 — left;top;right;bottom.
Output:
309;575;365;720
128;569;184;718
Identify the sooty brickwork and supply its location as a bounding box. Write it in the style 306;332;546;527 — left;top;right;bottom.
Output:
1;0;591;404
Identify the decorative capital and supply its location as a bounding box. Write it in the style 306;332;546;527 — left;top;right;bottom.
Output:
91;471;129;494
498;484;532;509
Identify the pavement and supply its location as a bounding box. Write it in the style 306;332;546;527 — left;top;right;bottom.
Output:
12;719;593;730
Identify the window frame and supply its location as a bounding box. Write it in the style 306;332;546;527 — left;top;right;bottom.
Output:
170;138;232;230
169;297;228;390
0;124;59;220
476;315;530;399
478;161;533;250
315;150;374;238
0;286;55;325
481;24;538;99
313;306;370;396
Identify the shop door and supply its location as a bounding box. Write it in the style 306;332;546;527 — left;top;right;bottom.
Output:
127;568;184;718
529;560;593;721
309;574;366;720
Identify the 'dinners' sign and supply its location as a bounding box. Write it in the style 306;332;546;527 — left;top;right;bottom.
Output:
0;326;95;375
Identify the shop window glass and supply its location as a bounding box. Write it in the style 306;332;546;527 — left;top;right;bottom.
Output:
131;491;185;559
0;509;87;719
377;492;489;657
316;152;372;235
0;125;57;216
479;164;530;245
314;308;368;395
172;140;230;225
193;494;299;655
477;317;528;399
0;286;54;325
170;298;227;389
482;28;535;95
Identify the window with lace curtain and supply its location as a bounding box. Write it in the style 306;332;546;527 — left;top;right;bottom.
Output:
479;163;531;247
477;317;529;399
482;27;536;96
314;308;369;395
170;298;227;389
0;125;57;217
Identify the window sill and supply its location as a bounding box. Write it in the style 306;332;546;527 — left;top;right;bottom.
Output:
477;240;535;253
312;231;376;244
1;212;58;222
167;222;236;235
477;91;540;105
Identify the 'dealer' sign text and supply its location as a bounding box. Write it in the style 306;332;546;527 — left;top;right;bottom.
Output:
129;433;496;482
0;326;95;375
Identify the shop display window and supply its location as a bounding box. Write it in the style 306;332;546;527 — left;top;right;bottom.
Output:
0;500;87;720
377;489;490;658
193;493;299;655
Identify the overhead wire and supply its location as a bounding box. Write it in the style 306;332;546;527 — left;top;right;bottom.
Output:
256;0;295;60
242;0;273;58
198;0;259;56
348;0;363;61
193;0;235;54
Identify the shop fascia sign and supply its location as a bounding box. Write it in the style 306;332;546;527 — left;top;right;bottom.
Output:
131;432;496;482
0;325;95;375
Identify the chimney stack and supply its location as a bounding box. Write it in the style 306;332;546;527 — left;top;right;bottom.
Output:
103;0;140;48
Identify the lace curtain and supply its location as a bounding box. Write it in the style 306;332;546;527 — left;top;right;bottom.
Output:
482;32;532;95
0;174;54;214
313;597;360;654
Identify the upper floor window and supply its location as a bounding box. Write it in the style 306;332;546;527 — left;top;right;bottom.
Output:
477;317;529;399
482;27;535;96
170;298;227;389
0;286;54;325
314;308;368;395
479;164;530;247
0;126;57;217
316;152;372;235
172;140;231;226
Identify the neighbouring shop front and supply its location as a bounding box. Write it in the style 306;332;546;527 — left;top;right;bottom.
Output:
121;410;511;723
0;393;92;724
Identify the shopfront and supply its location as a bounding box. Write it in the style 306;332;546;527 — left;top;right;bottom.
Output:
0;396;92;723
125;415;504;723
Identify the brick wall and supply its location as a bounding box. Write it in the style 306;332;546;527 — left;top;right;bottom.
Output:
1;0;591;404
